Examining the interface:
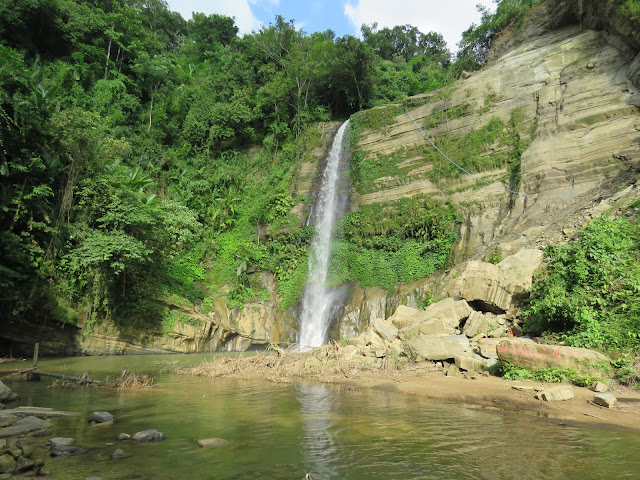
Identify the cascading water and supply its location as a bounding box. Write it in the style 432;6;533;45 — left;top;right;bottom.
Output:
298;120;350;349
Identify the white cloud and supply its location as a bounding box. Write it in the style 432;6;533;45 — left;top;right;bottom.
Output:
167;0;263;33
344;0;492;51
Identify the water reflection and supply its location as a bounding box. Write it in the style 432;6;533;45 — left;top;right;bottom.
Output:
297;383;338;479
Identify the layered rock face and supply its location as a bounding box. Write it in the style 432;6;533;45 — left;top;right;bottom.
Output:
352;24;639;262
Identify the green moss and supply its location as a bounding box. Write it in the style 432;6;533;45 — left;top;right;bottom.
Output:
423;102;470;129
426;116;509;183
350;105;401;132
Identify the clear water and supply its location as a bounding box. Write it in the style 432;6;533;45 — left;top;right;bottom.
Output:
299;120;350;349
4;354;640;480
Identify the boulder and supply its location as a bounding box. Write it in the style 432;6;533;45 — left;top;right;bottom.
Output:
0;454;16;474
496;340;612;376
593;382;609;393
388;305;428;329
50;444;87;457
0;416;52;439
593;393;616;408
111;448;126;460
449;249;543;312
371;318;398;342
197;438;229;448
339;345;359;360
400;318;455;339
116;433;130;441
0;383;13;403
477;338;505;359
462;311;500;337
406;335;470;361
446;364;460;377
132;429;165;442
48;438;75;448
422;298;473;329
88;412;114;424
454;355;486;372
537;386;574;402
362;329;385;350
0;415;19;428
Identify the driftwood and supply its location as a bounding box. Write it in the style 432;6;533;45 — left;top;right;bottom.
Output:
33;370;101;384
0;367;100;384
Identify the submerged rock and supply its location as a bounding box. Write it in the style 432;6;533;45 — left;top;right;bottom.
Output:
88;412;114;424
48;437;75;448
0;383;13;403
0;454;16;474
132;429;165;442
50;444;86;457
197;438;229;448
111;448;126;460
0;416;52;439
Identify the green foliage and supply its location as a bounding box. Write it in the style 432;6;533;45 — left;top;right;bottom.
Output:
488;248;502;265
331;197;460;290
499;362;601;387
455;0;542;72
523;215;640;352
426;116;510;183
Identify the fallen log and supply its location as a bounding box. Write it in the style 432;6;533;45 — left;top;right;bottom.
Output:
32;370;101;384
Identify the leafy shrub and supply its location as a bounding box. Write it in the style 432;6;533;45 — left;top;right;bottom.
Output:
523;216;640;352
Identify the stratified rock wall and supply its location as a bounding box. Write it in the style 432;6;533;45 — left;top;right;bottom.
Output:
353;24;639;262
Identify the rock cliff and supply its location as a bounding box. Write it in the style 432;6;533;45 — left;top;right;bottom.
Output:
333;0;639;338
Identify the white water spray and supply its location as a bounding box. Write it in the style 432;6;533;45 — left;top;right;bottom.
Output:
298;120;350;349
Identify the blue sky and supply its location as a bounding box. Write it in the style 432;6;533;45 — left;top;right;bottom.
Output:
167;0;494;52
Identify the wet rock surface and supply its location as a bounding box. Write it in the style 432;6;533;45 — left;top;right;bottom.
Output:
132;429;165;442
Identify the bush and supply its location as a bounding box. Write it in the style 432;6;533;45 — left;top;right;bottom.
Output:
523;215;640;352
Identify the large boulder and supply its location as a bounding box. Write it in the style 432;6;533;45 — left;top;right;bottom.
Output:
462;311;500;337
477;338;507;359
405;335;470;361
422;298;473;329
454;355;487;372
0;416;52;438
0;382;13;403
371;318;398;342
497;339;612;376
388;305;428;329
393;298;472;337
449;249;543;312
400;318;455;339
88;412;114;424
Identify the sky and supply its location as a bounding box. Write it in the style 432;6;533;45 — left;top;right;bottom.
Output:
166;0;494;52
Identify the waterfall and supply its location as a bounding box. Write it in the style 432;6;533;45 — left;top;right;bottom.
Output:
298;120;350;349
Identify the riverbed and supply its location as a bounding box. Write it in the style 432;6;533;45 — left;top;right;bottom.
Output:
4;354;640;479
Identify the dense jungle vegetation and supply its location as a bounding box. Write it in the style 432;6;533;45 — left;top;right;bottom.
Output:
0;0;476;331
1;0;638;348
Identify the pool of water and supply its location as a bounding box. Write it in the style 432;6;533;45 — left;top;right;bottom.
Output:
4;355;640;479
